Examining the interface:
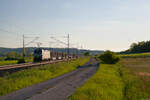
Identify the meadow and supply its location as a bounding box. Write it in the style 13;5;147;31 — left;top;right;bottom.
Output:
0;60;18;66
118;53;150;96
118;52;150;58
0;57;33;66
0;57;89;96
69;58;150;100
120;57;150;98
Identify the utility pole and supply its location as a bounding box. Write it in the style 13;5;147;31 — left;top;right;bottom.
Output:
23;34;25;59
49;42;51;51
49;41;55;52
50;34;71;59
67;34;70;58
76;43;79;57
36;42;42;48
22;35;39;59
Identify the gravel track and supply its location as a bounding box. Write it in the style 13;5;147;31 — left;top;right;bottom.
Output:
0;58;99;100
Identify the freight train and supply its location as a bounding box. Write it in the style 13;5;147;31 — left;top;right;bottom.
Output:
33;48;77;62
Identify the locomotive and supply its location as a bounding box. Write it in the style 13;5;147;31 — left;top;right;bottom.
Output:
33;48;76;62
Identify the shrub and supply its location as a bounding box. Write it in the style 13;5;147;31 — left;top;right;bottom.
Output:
84;52;90;56
5;51;22;60
99;51;120;64
0;57;4;61
17;58;25;64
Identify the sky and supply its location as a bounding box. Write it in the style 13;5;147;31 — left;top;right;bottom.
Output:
0;0;150;51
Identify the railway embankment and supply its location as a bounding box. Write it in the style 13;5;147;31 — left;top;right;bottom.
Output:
0;57;89;97
0;59;75;76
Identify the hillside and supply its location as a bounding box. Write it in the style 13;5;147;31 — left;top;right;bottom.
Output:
0;47;103;57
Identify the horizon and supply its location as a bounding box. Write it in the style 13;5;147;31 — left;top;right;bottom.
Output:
0;46;103;52
1;0;150;52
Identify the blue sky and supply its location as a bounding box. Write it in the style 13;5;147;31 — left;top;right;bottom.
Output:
0;0;150;51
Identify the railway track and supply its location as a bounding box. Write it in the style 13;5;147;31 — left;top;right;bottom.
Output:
0;59;74;76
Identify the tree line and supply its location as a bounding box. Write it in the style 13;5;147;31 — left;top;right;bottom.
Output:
120;40;150;54
0;51;33;61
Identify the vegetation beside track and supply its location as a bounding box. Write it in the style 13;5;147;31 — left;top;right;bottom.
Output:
0;60;18;66
69;61;150;100
0;57;33;66
0;57;89;96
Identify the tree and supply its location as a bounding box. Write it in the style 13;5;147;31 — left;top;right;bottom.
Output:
5;51;16;60
130;43;137;50
99;51;120;64
121;40;150;54
84;52;90;56
17;58;25;64
5;51;22;60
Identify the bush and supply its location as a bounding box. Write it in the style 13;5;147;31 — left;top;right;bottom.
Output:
0;57;4;61
17;58;25;64
84;52;90;56
99;51;120;64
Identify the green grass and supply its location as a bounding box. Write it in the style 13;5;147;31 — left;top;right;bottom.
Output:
69;63;150;100
0;60;18;66
0;57;89;96
24;57;33;62
120;57;150;73
118;52;150;58
69;64;124;100
0;58;33;66
120;58;150;99
0;57;5;61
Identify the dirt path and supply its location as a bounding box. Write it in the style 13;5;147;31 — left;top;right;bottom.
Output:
0;58;99;100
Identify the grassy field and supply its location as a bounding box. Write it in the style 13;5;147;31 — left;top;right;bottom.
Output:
120;57;150;98
118;52;150;58
0;57;89;96
0;60;18;66
69;64;124;100
69;61;150;100
0;57;33;66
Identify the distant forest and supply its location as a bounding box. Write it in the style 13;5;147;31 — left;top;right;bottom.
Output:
120;40;150;54
0;47;103;57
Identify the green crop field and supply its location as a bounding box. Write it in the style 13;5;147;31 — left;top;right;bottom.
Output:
69;60;150;100
0;57;89;96
118;52;150;58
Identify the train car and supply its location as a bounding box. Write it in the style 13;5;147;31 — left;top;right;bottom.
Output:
33;48;77;62
62;53;67;59
33;48;51;62
57;52;63;60
51;52;57;60
72;54;77;58
69;54;73;59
